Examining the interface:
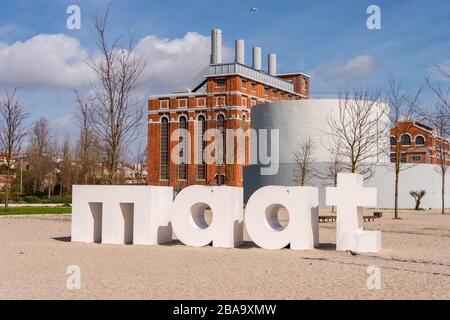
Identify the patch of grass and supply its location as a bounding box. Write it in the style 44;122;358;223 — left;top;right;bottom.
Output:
0;206;72;216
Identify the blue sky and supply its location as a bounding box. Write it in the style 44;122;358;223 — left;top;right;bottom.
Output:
0;0;449;148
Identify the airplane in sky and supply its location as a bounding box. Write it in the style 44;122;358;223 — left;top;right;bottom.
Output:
249;5;259;12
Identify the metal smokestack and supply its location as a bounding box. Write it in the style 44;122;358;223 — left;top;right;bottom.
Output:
210;29;222;65
268;53;277;76
252;47;262;71
235;39;245;64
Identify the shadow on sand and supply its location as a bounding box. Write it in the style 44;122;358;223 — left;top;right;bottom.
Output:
52;236;71;242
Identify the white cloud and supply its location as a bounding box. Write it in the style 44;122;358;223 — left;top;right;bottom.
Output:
0;31;232;92
135;31;233;93
317;54;377;81
0;34;95;88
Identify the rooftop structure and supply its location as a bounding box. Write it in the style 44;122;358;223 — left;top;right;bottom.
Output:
147;28;311;189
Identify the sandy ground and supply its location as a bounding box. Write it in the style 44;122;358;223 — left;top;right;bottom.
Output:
0;209;449;300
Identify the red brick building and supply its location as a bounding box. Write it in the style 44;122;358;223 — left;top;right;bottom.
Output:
390;121;450;165
148;29;310;189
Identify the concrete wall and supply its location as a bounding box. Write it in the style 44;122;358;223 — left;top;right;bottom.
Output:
243;99;449;209
366;164;449;209
244;163;449;209
249;99;389;163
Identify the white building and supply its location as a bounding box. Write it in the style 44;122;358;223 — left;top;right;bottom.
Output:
244;99;449;209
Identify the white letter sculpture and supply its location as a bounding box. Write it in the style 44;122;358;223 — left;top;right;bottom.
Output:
171;185;244;248
72;185;173;245
326;173;380;253
245;186;319;250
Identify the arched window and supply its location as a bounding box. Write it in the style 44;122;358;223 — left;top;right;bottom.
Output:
178;116;187;180
390;136;396;146
197;115;206;180
160;117;169;180
216;174;225;186
216;114;226;165
415;135;425;146
401;134;411;146
241;115;247;182
241;115;247;166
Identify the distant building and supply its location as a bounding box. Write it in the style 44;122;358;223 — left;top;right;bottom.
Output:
0;152;30;170
390;121;450;165
148;29;310;189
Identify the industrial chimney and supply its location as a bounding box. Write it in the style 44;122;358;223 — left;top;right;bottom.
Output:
252;47;262;71
210;29;222;65
268;53;277;76
235;39;245;65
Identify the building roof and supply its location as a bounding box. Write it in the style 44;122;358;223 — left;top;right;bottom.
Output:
150;63;307;99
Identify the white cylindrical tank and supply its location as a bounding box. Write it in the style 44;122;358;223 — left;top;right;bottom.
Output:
235;39;245;64
268;53;277;76
210;29;222;64
252;47;262;71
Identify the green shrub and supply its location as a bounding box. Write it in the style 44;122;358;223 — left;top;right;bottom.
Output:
23;196;42;204
47;196;72;204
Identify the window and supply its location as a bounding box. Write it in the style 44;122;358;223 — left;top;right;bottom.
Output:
197;115;206;180
216;114;226;165
415;136;425;146
401;134;411;146
251;99;257;106
160;99;169;109
197;97;206;107
241;97;247;107
216;78;226;88
241;79;247;89
178;99;187;108
390;153;396;163
401;153;407;163
215;96;226;106
251;82;256;91
390;136;396;146
178;116;187;180
302;78;307;91
241;115;247;168
160;117;169;180
216;174;225;186
264;86;270;96
412;155;421;162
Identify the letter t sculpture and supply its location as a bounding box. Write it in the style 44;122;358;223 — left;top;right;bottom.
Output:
326;173;381;253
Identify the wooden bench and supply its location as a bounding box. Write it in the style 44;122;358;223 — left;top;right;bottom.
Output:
318;215;336;223
319;215;376;223
373;211;383;218
363;215;375;222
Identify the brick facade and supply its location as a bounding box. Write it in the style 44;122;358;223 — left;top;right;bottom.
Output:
148;72;310;189
390;121;450;165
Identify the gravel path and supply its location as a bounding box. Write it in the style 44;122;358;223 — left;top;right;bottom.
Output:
0;210;449;299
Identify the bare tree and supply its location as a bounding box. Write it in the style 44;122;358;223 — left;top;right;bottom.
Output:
0;88;29;207
59;136;73;195
79;6;146;184
326;87;388;179
74;93;99;185
410;190;426;210
433;64;450;118
293;136;315;186
387;77;422;219
312;145;346;213
29;118;53;195
45;138;58;199
134;142;147;184
424;104;449;215
432;110;449;214
427;66;450;214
